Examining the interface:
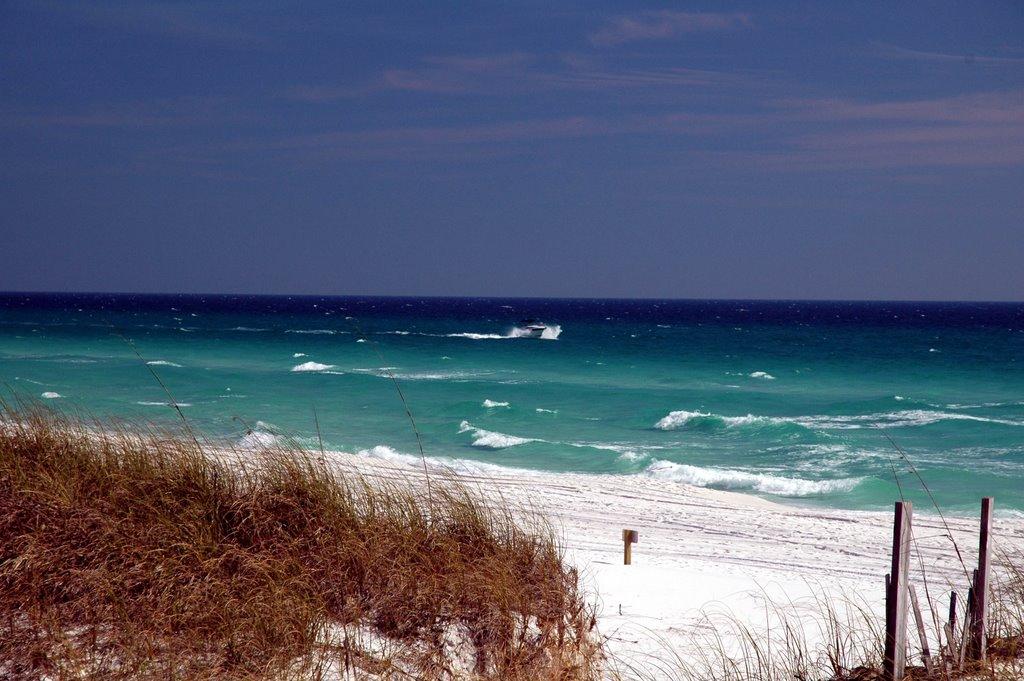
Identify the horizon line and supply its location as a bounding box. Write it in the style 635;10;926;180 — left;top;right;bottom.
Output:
1;289;1022;305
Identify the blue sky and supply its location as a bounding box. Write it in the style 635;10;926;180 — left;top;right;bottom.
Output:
1;1;1022;299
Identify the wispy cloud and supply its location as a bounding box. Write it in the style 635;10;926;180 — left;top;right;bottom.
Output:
284;84;372;103
286;52;743;100
0;96;248;129
873;42;1024;65
224;111;757;164
23;0;266;46
589;11;752;47
740;89;1024;170
260;89;1024;171
774;90;1024;124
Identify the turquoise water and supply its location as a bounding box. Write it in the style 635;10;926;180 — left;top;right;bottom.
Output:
2;294;1022;513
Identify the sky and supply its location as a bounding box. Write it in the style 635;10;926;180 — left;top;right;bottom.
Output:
1;1;1022;300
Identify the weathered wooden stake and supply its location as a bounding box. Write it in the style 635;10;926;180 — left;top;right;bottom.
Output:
945;590;958;657
622;529;638;565
909;584;933;675
948;591;958;641
969;497;994;661
958;586;973;670
884;500;912;681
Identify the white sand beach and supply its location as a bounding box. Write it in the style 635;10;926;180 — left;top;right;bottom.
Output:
333;450;1024;669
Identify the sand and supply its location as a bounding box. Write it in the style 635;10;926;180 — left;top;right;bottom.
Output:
332;450;1024;671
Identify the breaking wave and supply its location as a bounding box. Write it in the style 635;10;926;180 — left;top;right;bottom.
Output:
285;329;338;335
458;421;539;449
238;430;280;449
41;392;62;399
146;360;182;368
655;409;1024;432
354;445;543;478
654;410;789;431
291;361;335;372
482;399;510;408
645;460;861;497
793;410;1024;429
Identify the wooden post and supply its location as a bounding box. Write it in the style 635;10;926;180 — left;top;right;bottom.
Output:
969;497;994;661
622;529;638;565
958;586;974;670
945;590;958;657
884;501;912;681
909;584;933;675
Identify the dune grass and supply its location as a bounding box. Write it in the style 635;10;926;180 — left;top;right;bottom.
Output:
0;407;601;680
2;406;1023;680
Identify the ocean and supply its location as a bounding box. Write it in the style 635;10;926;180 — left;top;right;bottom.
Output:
2;293;1022;514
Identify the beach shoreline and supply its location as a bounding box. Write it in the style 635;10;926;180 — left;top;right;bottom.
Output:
327;447;1024;664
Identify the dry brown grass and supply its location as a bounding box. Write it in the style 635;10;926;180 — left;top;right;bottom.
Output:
0;407;601;680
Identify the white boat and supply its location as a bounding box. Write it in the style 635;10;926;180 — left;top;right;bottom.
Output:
515;319;550;338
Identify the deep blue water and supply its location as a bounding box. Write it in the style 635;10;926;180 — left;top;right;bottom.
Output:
2;293;1023;513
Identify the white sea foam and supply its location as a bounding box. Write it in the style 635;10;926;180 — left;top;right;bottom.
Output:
447;332;507;340
146;360;182;368
353;445;542;478
535;408;558;414
654;410;703;429
567;441;644;461
482;399;510;408
749;371;775;380
291;361;335;372
293;353;307;358
136;401;193;407
541;325;561;340
645;460;861;497
356;339;366;343
355;444;414;465
397;372;478;381
375;325;562;341
229;326;268;332
458;421;538;449
41;391;62;399
944;400;1024;409
351;367;486;381
238;430;279;449
796;410;1024;429
285;329;337;335
654;408;1024;431
654;410;762;429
